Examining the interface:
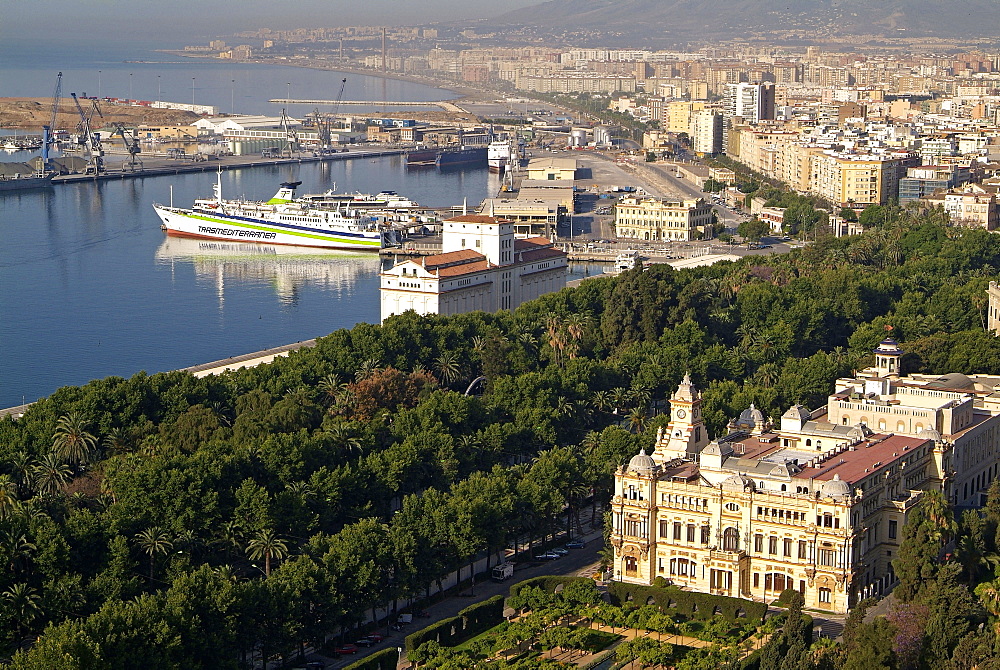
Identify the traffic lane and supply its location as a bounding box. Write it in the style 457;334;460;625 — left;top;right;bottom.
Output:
321;539;604;668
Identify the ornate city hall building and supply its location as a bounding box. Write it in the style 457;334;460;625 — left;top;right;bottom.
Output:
612;340;1000;614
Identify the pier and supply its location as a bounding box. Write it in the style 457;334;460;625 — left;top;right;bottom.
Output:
270;98;465;112
47;148;408;186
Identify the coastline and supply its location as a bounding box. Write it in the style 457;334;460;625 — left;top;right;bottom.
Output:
158;50;495;107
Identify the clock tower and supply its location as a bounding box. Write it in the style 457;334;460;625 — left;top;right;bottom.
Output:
654;373;709;464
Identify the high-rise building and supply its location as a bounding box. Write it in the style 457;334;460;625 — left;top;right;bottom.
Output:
723;82;776;124
690;110;723;156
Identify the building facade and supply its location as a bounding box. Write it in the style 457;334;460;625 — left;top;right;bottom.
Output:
379;215;567;322
614;196;714;242
613;341;1000;614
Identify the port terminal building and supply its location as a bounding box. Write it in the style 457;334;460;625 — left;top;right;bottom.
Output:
379;214;567;322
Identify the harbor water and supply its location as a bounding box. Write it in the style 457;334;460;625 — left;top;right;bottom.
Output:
0;39;609;408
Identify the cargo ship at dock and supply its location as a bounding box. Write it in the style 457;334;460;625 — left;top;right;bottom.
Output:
152;176;395;250
435;145;487;168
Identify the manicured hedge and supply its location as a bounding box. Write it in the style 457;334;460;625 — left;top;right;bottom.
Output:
404;595;505;651
508;575;594;598
607;582;767;623
343;648;399;670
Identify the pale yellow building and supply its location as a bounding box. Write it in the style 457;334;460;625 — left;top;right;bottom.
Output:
526;157;578;181
614;196;714;241
613;341;1000;613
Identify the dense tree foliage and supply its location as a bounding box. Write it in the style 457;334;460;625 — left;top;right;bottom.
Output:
3;213;1000;665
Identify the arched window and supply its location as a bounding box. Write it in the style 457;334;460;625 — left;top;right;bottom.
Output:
781;484;787;492
723;527;739;551
806;439;812;446
624;556;638;577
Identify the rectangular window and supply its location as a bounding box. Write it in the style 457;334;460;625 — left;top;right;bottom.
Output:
753;572;760;588
819;587;831;604
783;538;792;557
889;520;897;539
701;525;710;545
659;521;670;540
798;540;807;559
754;534;763;553
768;536;778;555
687;524;696;543
819;549;836;567
674;522;682;541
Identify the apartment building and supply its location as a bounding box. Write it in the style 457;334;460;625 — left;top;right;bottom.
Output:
613;340;1000;613
690;110;724;156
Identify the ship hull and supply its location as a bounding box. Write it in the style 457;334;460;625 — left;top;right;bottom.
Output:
0;174;55;191
435;147;487;168
154;205;384;251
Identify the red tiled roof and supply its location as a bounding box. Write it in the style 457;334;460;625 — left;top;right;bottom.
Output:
435;260;492;277
519;247;567;263
422;249;485;270
798;434;931;485
514;237;553;251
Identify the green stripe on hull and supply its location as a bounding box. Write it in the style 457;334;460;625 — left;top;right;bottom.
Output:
184;212;381;246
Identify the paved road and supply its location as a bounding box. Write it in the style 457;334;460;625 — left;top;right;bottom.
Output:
305;526;608;669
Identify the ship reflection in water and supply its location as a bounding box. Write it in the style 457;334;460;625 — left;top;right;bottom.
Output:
154;237;382;306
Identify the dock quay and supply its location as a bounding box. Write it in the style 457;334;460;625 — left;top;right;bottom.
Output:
381;238;743;264
47;148;407;186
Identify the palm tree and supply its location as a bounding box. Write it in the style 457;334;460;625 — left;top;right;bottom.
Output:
0;529;36;573
317;373;347;406
2;583;42;641
433;351;462;386
246;528;289;577
0;475;19;520
135;526;173;579
31;452;72;496
325;422;362;456
52;411;98;467
102;426;132;456
627;407;648;434
9;451;34;499
355;358;381;382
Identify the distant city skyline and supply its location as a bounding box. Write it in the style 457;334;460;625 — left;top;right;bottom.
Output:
1;0;540;42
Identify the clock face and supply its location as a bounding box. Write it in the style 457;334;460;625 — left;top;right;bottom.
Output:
676;409;687;419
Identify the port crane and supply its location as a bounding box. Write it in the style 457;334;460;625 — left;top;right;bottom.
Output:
71;92;105;175
41;72;62;172
312;77;347;151
113;123;143;172
280;108;297;158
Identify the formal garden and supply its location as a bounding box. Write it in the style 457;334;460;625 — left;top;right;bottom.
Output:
391;576;811;670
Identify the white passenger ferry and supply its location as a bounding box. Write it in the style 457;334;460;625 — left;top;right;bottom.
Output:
153;175;391;250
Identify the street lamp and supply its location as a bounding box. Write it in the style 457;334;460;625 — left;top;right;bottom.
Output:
231;79;235;114
157;76;161;105
129;72;133;101
286;82;291;103
191;77;196;105
97;70;102;98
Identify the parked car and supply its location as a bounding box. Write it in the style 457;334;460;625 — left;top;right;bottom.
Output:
335;644;359;655
534;552;561;561
367;633;385;643
565;539;587;549
355;637;377;647
550;546;569;556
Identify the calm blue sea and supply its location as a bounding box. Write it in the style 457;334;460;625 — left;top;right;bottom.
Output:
0;40;607;407
0;36;455;115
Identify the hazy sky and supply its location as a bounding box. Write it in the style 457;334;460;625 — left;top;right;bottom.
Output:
1;0;541;42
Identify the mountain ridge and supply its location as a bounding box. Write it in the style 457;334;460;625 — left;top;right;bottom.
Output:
492;0;1000;41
